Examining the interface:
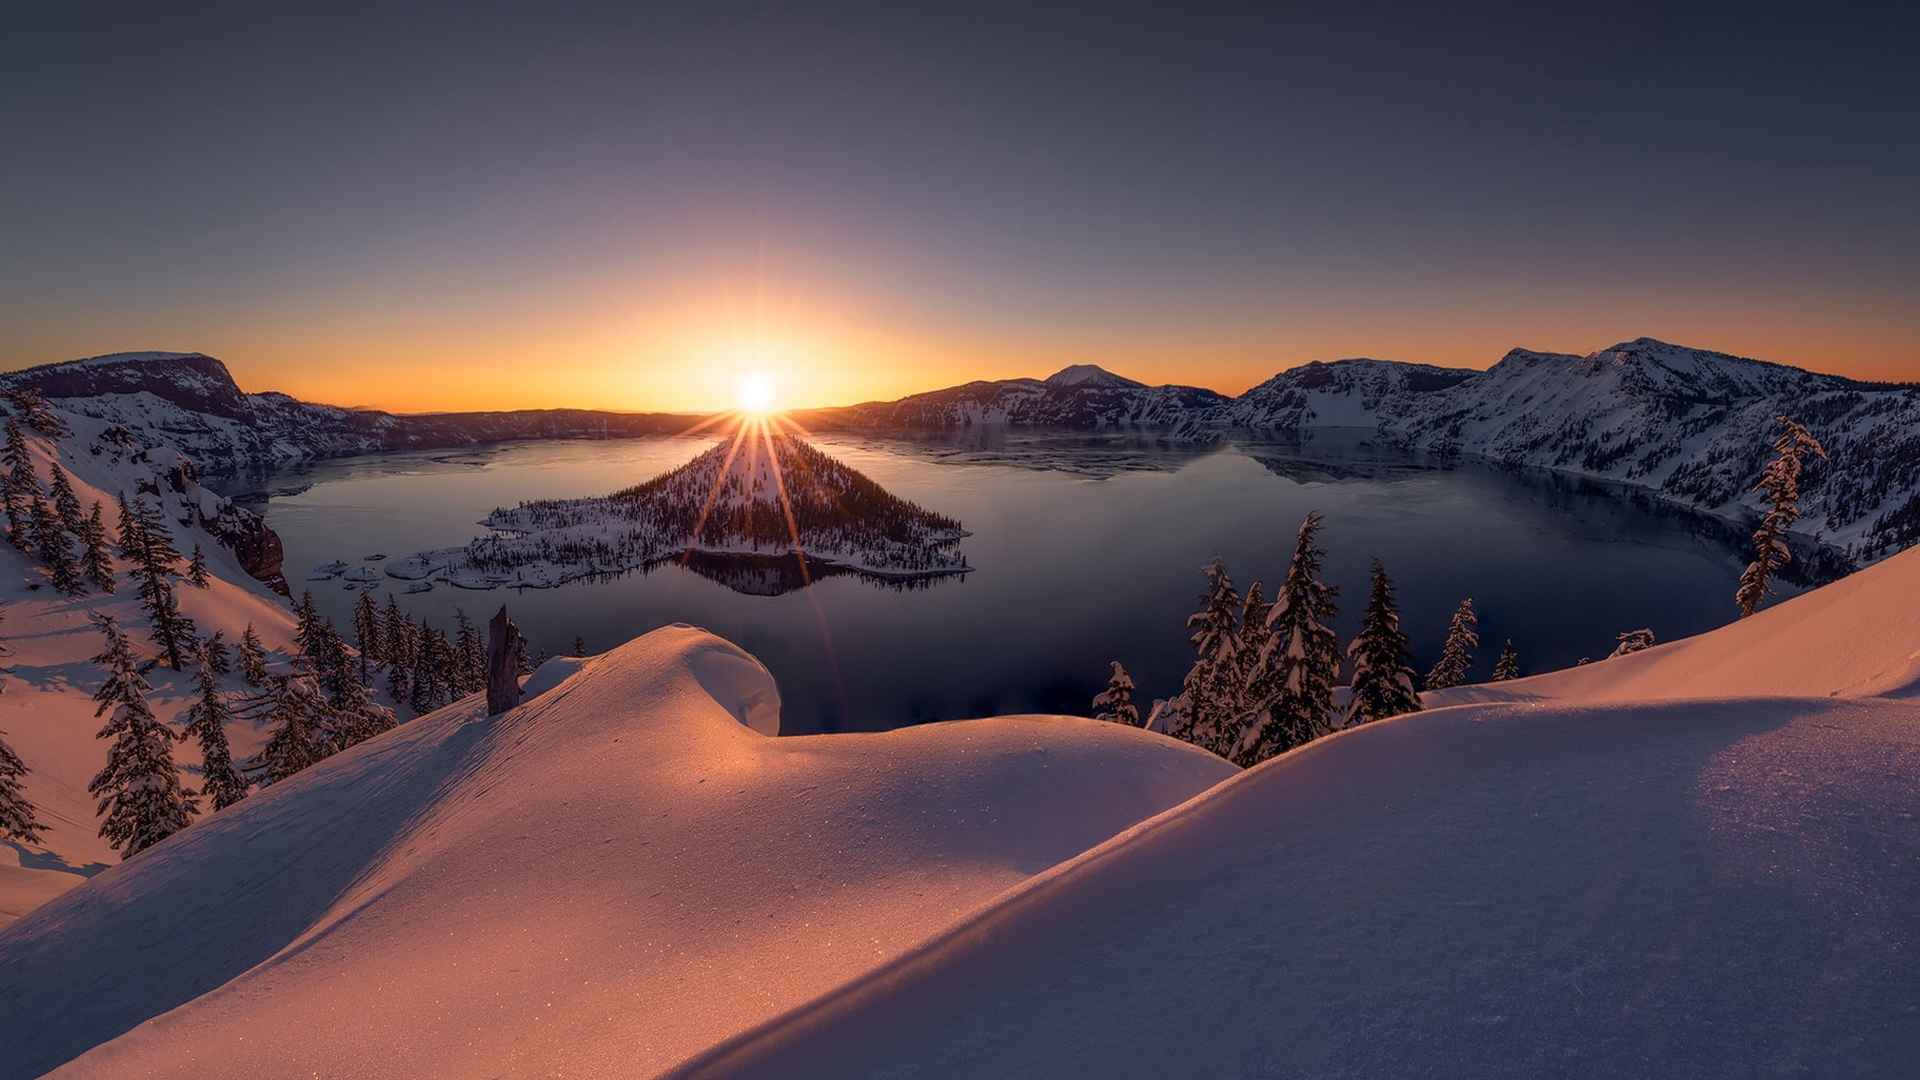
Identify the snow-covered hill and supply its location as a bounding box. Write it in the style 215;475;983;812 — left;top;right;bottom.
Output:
0;406;300;927
1;352;691;472
387;425;972;592
808;365;1230;432
670;550;1920;1080
0;627;1232;1079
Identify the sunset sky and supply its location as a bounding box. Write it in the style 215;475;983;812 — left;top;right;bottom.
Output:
5;5;1917;413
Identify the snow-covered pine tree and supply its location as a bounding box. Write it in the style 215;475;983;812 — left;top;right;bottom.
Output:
453;610;484;693
1735;416;1828;618
1423;598;1479;691
87;613;198;856
1;419;33;549
0;609;47;844
79;501;116;593
1490;640;1521;681
186;544;210;588
1172;559;1242;755
513;633;533;677
325;663;396;753
293;590;324;656
26;491;59;559
203;629;232;676
1239;512;1341;765
127;500;197;669
382;593;410;658
181;646;249;811
0;726;46;845
33;492;84;596
352;592;382;678
251;664;337;785
1345;559;1421;726
47;464;84;533
238;623;270;687
113;490;144;560
1090;661;1140;725
410;626;447;713
1609;628;1656;658
4;387;66;436
1238;580;1271;690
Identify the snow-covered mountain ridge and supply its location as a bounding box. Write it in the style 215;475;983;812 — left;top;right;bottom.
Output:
1;352;691;472
807;340;1920;558
12;340;1920;556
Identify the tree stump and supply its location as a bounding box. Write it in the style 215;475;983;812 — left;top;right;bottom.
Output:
487;605;524;715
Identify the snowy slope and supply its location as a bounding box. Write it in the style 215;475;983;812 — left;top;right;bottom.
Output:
0;627;1233;1079
1427;540;1920;706
673;694;1919;1078
670;558;1920;1078
0;409;299;927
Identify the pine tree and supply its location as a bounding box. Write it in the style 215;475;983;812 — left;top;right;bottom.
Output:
47;464;83;533
251;665;337;785
34;492;84;596
0;609;47;843
181;647;248;811
1;419;34;550
4;387;66;436
114;491;145;561
1169;560;1242;755
572;635;587;657
79;501;116;593
238;623;270;687
1241;512;1341;765
410;625;447;713
1736;416;1828;618
453;610;484;693
1609;628;1656;658
1238;580;1271;689
0;728;47;845
1345;559;1421;726
1090;661;1140;726
1424;598;1479;691
325;663;396;754
1490;640;1521;681
87;614;197;856
203;629;232;676
513;633;533;677
186;544;210;588
352;592;382;678
293;590;325;657
26;490;59;559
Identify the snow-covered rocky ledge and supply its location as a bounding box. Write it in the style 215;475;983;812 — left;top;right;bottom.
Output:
383;431;972;593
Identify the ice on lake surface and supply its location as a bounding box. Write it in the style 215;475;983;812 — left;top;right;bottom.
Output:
214;428;1817;734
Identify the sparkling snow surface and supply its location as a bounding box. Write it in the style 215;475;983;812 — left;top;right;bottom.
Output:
2;628;1232;1079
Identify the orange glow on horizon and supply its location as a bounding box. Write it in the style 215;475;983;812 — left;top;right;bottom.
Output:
4;274;1915;413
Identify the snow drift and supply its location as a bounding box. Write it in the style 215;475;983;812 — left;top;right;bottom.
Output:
673;703;1920;1077
0;626;1232;1079
665;550;1920;1078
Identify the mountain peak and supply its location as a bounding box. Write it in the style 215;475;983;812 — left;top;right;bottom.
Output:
1043;364;1144;389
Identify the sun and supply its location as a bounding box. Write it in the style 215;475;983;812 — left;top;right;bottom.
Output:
736;372;778;414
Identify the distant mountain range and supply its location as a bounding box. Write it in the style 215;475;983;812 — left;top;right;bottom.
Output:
8;340;1920;558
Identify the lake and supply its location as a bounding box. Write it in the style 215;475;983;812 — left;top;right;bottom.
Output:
213;428;1809;734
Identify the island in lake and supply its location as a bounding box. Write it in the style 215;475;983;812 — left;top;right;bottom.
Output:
382;427;972;595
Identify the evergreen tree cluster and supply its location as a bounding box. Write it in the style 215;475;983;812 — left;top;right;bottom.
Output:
1143;513;1516;766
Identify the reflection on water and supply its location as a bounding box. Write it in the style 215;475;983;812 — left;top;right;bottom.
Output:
216;429;1826;734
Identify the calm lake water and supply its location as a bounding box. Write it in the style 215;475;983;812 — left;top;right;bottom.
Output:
215;429;1806;734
